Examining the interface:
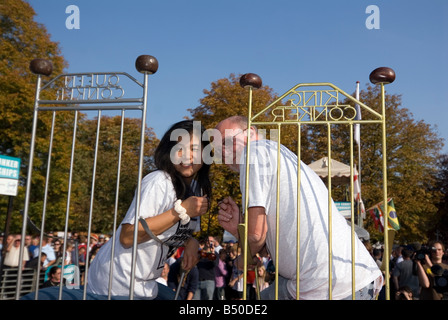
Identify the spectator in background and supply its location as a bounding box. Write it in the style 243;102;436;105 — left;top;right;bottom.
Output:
415;240;448;300
3;234;29;269
34;236;56;269
168;257;199;300
209;235;223;255
98;234;106;247
228;255;244;300
41;266;63;288
214;249;228;300
156;262;170;287
372;248;383;268
253;264;270;293
194;242;216;300
90;234;99;251
395;286;414;300
24;235;32;253
26;252;47;270
28;235;39;258
53;239;63;265
46;232;54;247
392;248;420;299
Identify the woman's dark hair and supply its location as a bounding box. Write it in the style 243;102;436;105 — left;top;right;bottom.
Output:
154;120;212;201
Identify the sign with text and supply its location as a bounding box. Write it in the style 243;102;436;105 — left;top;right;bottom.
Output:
0;155;21;196
335;201;352;218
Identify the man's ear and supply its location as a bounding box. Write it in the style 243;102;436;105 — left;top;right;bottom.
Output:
248;126;258;140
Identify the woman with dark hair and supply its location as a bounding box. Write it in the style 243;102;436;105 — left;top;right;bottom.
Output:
86;120;212;300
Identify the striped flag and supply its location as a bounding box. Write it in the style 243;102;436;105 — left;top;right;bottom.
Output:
367;198;400;231
367;203;384;232
354;171;366;218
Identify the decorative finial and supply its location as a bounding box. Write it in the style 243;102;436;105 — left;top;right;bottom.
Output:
29;59;53;76
369;67;395;85
240;73;262;89
135;55;159;74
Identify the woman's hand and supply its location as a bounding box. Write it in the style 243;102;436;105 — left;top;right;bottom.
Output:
181;195;209;218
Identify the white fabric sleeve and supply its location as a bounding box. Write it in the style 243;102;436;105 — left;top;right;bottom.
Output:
240;141;275;212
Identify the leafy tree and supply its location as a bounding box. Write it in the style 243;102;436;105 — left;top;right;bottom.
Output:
0;0;67;232
350;85;443;243
0;1;160;236
70;115;158;234
429;154;448;242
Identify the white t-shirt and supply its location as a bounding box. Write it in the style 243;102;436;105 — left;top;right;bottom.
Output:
87;170;200;299
240;140;382;300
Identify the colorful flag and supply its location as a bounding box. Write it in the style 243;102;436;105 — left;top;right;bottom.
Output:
367;198;400;231
354;171;366;218
384;198;400;231
367;204;384;232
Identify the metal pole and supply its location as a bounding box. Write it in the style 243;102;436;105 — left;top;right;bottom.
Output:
129;72;149;299
327;124;333;300
16;75;42;300
380;83;390;300
296;123;301;300
108;109;125;299
242;86;253;300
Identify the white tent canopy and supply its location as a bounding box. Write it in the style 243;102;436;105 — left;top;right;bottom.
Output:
307;157;358;186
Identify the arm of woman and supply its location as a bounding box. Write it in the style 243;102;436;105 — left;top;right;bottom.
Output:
120;196;208;248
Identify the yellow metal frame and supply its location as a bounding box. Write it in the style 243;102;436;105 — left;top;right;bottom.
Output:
241;81;391;300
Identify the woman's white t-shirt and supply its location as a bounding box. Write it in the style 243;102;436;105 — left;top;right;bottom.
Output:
87;170;200;299
240;140;382;300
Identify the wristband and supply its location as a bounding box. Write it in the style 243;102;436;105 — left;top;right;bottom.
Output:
174;199;190;225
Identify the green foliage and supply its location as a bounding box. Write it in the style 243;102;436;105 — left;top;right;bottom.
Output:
0;1;160;235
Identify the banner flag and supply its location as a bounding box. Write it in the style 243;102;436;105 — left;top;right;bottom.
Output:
353;172;366;218
367;204;384;232
367;198;400;231
384;198;400;231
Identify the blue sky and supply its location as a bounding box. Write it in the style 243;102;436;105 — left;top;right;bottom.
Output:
28;0;448;153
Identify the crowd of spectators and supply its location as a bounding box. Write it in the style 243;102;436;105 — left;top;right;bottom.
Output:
0;231;447;300
364;239;448;300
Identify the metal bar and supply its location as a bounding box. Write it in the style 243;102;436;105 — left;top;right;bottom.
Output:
381;83;390;300
349;124;356;299
242;86;254;300
16;75;42;300
252;83;382;121
274;123;281;300
34;111;56;299
108;109;126;299
250;120;383;126
40;72;144;91
38;99;144;105
129;72;150;299
36;104;144;111
296;123;301;300
82;110;102;300
327;123;333;300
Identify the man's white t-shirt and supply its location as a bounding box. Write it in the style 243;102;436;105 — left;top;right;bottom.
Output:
87;170;200;299
240;140;382;300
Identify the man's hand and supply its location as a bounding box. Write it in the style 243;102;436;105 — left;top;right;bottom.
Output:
217;197;240;239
